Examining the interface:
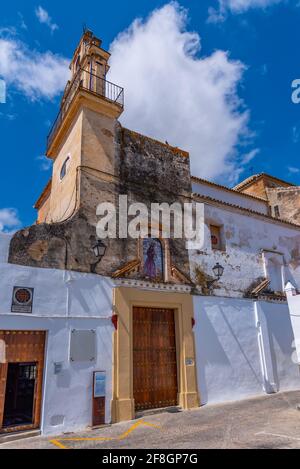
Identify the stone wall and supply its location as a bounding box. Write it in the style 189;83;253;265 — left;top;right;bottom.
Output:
236;174;292;200
239;177;269;199
9;124;193;280
8;211;99;272
267;186;300;225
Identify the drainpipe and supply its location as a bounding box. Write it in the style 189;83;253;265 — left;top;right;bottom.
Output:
64;271;74;317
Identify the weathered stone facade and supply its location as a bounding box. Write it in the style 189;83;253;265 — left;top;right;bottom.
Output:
9;124;192;282
234;173;293;200
233;172;300;226
8;30;193;283
7;31;300;297
266;186;300;225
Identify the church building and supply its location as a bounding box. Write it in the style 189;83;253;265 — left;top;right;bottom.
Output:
1;30;300;438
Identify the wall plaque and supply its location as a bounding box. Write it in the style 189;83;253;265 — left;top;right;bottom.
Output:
11;287;34;313
70;329;96;362
94;371;106;398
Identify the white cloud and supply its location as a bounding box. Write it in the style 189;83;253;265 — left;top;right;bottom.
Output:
0;27;17;37
241;148;260;164
109;2;252;182
208;0;282;22
228;148;260;182
0;112;17;120
288;166;300;174
292;125;300;143
35;6;58;33
36;154;52;171
0;36;70;100
18;12;28;31
0;208;21;233
260;64;268;76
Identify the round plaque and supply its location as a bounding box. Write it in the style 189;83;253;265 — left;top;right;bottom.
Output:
14;288;32;305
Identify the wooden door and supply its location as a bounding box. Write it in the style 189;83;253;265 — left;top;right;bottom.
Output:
92;397;105;427
0;331;45;433
0;363;8;429
92;371;105;427
133;307;178;411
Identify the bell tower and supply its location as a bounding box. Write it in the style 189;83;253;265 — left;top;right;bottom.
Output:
70;31;110;80
36;30;124;223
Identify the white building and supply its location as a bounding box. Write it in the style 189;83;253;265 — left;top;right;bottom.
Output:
1;31;300;438
190;176;300;404
0;233;114;436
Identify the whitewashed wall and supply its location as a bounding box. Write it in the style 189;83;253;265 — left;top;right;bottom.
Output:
0;244;114;435
190;201;300;297
0;233;12;263
192;179;268;214
0;263;113;318
286;284;300;364
194;296;300;405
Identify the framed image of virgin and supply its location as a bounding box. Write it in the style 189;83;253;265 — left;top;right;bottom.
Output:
142;238;164;282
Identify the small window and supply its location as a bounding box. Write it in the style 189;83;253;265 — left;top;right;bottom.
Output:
75;55;81;71
274;205;280;218
60;156;70;180
263;251;284;293
210;225;222;250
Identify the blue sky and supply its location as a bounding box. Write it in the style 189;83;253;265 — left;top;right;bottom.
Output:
0;0;300;230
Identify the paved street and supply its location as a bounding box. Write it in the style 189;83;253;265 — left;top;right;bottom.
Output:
2;391;300;449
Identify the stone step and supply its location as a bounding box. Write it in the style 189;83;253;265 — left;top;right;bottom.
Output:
0;429;41;445
136;405;182;418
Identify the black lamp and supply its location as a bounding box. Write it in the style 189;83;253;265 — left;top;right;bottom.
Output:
91;240;106;273
212;262;224;281
207;263;224;289
92;239;106;259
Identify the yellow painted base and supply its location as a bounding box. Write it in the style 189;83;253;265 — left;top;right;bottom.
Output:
111;398;135;423
111;286;200;423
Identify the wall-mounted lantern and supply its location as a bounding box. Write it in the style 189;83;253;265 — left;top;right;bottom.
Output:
207;263;224;289
90;239;106;273
92;239;106;258
212;262;224;280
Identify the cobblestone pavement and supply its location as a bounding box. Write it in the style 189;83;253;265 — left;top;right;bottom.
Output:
2;391;300;449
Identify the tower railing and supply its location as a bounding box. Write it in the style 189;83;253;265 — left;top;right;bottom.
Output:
47;68;124;151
